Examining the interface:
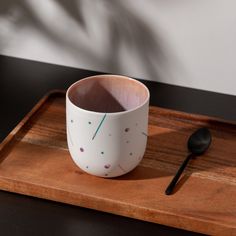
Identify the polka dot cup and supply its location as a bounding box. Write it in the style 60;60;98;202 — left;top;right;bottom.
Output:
66;74;150;178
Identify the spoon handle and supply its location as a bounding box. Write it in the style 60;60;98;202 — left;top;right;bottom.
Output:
165;153;194;195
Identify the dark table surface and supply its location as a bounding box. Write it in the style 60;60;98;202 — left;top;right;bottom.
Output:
0;55;235;236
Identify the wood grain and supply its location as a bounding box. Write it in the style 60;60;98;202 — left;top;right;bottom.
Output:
0;91;235;235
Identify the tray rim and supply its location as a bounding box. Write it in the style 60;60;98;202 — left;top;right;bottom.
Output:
0;90;65;153
1;89;235;152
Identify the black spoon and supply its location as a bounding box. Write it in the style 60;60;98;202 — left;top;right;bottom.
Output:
165;127;212;195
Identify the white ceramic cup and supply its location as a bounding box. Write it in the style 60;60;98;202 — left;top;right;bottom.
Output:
66;74;150;177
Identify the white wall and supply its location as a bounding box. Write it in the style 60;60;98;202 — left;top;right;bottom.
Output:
0;0;236;95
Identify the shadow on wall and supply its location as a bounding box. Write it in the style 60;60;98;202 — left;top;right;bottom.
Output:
0;0;177;81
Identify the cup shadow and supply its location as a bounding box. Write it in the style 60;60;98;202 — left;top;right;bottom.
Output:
112;123;236;194
115;165;170;180
114;128;192;181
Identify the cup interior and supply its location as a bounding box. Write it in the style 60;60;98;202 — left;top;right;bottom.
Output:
68;75;149;113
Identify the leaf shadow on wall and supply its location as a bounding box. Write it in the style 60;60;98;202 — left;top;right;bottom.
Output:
0;0;181;82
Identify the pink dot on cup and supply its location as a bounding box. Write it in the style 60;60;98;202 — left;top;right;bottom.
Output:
104;164;111;169
80;147;84;152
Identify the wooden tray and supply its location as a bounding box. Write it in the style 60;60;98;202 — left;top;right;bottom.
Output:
0;91;235;235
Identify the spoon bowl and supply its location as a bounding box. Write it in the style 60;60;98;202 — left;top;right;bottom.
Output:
188;127;212;155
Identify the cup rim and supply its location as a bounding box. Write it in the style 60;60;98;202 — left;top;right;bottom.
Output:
66;74;150;116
